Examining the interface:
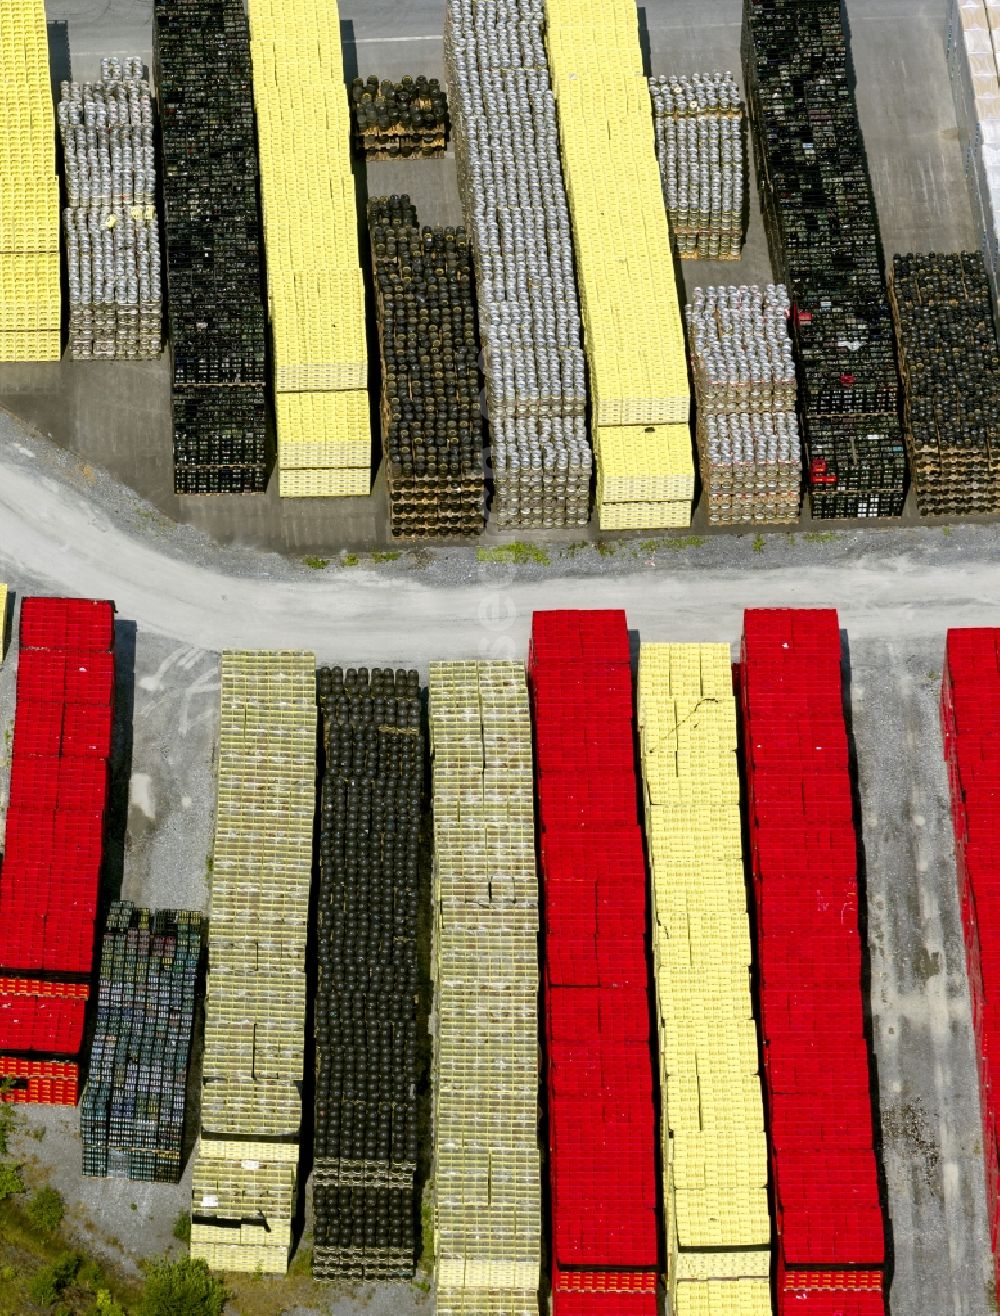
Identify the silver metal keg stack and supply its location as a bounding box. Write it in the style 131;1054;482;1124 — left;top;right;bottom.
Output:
445;0;592;528
687;285;802;524
650;72;744;261
58;57;161;360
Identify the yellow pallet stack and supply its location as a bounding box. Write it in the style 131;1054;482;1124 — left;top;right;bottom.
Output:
190;651;317;1275
428;662;541;1316
637;643;771;1316
0;1;60;363
544;0;693;528
248;0;370;497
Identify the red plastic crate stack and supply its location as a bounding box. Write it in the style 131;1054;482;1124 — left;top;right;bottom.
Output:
941;628;1000;1294
740;607;886;1315
0;597;115;1105
528;609;658;1316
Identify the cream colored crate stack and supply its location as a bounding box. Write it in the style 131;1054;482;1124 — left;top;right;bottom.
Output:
544;0;694;528
0;1;60;362
248;0;371;497
191;650;317;1276
637;643;770;1313
428;661;541;1316
687;284;801;525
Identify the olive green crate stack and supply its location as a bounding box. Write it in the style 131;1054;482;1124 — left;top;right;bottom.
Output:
428;661;541;1316
190;650;317;1276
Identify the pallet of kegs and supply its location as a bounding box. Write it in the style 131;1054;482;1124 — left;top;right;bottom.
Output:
191;651;316;1276
445;0;592;528
153;0;269;495
650;72;745;260
889;251;1000;515
742;0;907;519
687;284;801;524
0;0;61;362
352;76;448;160
80;902;202;1183
369;195;484;538
545;0;694;530
313;666;421;1281
58;59;161;361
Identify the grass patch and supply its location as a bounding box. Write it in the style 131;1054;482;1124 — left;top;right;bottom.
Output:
25;1186;64;1234
301;555;329;570
803;531;842;544
752;535;766;553
595;540;618;557
561;541;589;558
370;550;401;563
341;552;360;567
172;1211;191;1244
476;542;550;566
942;525;954;537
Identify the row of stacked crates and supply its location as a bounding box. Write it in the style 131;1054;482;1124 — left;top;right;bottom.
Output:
153;0;269;495
0;597;116;1105
189;651;316;1274
428;661;541;1316
80;901;202;1182
941;627;1000;1297
0;0;60;362
740;608;887;1313
636;643;771;1316
529;609;658;1315
312;666;420;1280
742;0;906;519
544;0;693;531
247;0;371;498
947;0;1000;311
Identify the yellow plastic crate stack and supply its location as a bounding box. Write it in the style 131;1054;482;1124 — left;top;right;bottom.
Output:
248;0;370;497
428;661;541;1316
0;1;60;362
636;643;771;1316
544;0;693;529
190;651;317;1275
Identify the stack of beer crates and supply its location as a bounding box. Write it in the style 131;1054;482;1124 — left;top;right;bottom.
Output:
368;196;484;538
889;251;1000;514
545;0;693;531
0;1;61;362
687;284;802;525
637;643;771;1316
529;610;658;1315
153;0;269;495
350;76;449;160
189;651;316;1274
0;597;116;1105
248;0;370;498
743;0;906;519
81;901;202;1182
58;58;161;361
941;628;1000;1298
444;0;592;530
428;661;541;1316
740;608;886;1313
312;666;421;1280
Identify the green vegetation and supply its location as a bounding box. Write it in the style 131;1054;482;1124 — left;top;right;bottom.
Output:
0;1162;22;1204
561;541;589;558
640;534;705;553
752;534;766;553
942;525;954;537
26;1186;65;1234
28;1252;80;1307
96;1293;127;1316
594;540;618;557
341;552;360;567
370;550;401;563
171;1211;191;1244
137;1258;227;1316
803;531;841;544
301;555;330;570
476;542;550;566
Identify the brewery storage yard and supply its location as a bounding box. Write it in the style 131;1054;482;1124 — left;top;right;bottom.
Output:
1;1;1000;1316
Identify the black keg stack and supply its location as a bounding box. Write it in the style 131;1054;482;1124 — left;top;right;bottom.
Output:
312;666;422;1280
368;195;484;539
889;251;1000;515
80;901;203;1183
153;0;269;495
742;0;907;518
